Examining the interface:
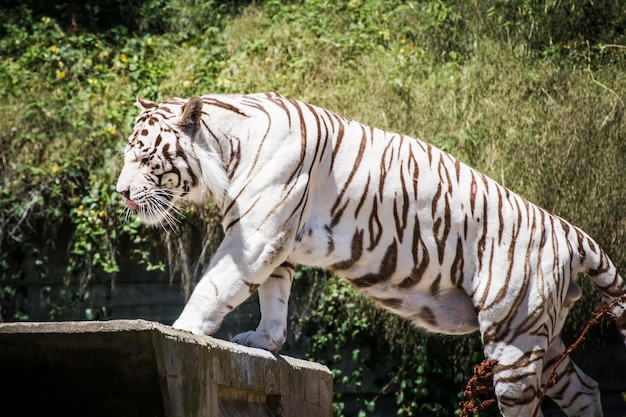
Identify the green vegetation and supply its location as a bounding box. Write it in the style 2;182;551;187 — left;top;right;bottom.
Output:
1;1;625;415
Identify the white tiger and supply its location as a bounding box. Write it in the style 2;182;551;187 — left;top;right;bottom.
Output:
116;93;626;417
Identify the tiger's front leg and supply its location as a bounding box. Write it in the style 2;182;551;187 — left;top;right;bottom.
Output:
231;262;294;352
172;229;293;340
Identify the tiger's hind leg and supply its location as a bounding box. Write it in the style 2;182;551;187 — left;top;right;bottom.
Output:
541;337;602;417
482;336;547;417
231;262;294;352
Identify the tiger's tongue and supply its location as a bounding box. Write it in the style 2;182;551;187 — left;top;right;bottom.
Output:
125;198;139;211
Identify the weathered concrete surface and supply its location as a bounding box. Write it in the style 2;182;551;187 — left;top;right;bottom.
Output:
0;320;332;417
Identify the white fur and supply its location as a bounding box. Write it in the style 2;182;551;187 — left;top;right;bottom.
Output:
118;93;624;417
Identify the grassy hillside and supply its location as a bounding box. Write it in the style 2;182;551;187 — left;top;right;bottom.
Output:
1;1;625;415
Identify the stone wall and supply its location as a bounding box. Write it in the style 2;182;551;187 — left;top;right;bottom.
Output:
0;320;332;417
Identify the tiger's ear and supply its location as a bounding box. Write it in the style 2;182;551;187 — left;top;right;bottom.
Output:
179;96;204;136
136;96;157;110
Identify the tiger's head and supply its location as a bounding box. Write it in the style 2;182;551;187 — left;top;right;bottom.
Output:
116;96;227;227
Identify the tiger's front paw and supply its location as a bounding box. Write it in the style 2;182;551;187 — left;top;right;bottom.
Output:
172;315;219;336
172;319;205;336
231;330;285;353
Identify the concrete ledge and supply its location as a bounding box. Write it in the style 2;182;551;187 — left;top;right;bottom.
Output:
0;320;332;417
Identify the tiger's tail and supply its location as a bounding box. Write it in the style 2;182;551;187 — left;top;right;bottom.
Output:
579;234;626;346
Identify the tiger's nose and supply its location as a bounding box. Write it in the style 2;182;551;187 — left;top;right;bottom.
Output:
119;189;130;200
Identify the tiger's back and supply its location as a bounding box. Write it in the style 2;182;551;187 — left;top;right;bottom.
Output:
117;92;626;417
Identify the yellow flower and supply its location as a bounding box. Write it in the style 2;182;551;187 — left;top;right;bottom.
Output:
77;210;83;217
98;211;105;218
57;70;66;80
89;210;95;217
51;164;60;175
50;45;59;54
120;53;127;63
183;80;191;88
106;126;117;135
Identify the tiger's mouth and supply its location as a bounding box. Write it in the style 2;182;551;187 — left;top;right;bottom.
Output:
124;198;139;211
118;187;181;228
119;189;140;211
